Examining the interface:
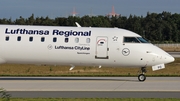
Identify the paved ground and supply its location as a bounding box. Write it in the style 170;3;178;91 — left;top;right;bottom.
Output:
168;52;180;57
0;77;180;98
0;77;180;91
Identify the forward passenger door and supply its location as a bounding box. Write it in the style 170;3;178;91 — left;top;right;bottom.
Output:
95;36;108;59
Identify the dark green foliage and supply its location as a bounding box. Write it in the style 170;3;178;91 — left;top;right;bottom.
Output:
0;88;11;101
1;11;180;43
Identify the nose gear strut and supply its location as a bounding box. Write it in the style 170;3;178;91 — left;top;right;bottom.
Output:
138;67;147;81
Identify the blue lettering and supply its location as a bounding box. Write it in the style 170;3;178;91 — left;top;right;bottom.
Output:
75;46;90;50
73;31;78;36
5;28;10;34
52;29;91;37
59;31;64;36
5;28;91;37
52;30;59;35
55;45;90;51
64;31;70;37
5;28;49;35
55;46;74;50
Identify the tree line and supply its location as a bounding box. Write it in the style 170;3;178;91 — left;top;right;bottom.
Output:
0;11;180;43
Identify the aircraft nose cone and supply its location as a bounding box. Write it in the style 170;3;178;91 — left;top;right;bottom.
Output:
168;56;175;63
164;54;175;64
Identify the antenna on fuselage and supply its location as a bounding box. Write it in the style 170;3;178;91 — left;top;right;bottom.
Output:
75;22;81;27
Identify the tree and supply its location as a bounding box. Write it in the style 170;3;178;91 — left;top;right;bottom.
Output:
1;11;180;43
26;13;35;25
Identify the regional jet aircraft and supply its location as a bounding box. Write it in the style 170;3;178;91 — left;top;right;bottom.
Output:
0;23;174;81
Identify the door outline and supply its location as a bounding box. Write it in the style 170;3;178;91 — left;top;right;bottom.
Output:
95;36;109;59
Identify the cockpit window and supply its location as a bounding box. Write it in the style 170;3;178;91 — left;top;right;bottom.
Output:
124;37;140;43
137;37;149;43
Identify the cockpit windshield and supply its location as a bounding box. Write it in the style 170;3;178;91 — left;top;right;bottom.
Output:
123;37;149;43
137;37;149;43
124;37;140;43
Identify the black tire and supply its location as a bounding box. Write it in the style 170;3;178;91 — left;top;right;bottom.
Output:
138;74;146;81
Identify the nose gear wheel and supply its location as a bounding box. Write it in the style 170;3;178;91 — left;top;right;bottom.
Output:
138;67;147;82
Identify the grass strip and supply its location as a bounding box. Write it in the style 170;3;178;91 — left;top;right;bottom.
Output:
0;98;180;101
0;58;179;77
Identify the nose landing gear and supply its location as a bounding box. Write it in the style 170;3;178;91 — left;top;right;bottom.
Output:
138;67;147;82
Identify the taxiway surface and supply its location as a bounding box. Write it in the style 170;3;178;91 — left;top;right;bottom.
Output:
0;77;180;98
0;77;180;91
168;52;180;57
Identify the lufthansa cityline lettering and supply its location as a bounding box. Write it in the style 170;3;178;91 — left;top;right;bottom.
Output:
55;46;90;51
5;28;91;37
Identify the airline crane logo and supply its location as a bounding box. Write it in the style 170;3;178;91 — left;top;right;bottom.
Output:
47;44;53;50
122;48;130;56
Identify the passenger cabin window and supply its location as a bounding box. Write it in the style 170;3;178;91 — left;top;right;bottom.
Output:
5;36;9;41
41;37;45;42
86;38;90;43
65;38;69;43
29;37;33;42
17;36;21;41
75;38;79;43
124;37;140;43
53;37;57;42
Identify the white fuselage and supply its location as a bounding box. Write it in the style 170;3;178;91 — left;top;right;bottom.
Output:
0;25;174;68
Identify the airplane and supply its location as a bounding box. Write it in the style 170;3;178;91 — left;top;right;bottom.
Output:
0;23;174;81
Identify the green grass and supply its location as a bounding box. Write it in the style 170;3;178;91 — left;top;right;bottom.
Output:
0;58;180;77
159;46;180;52
0;98;180;101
